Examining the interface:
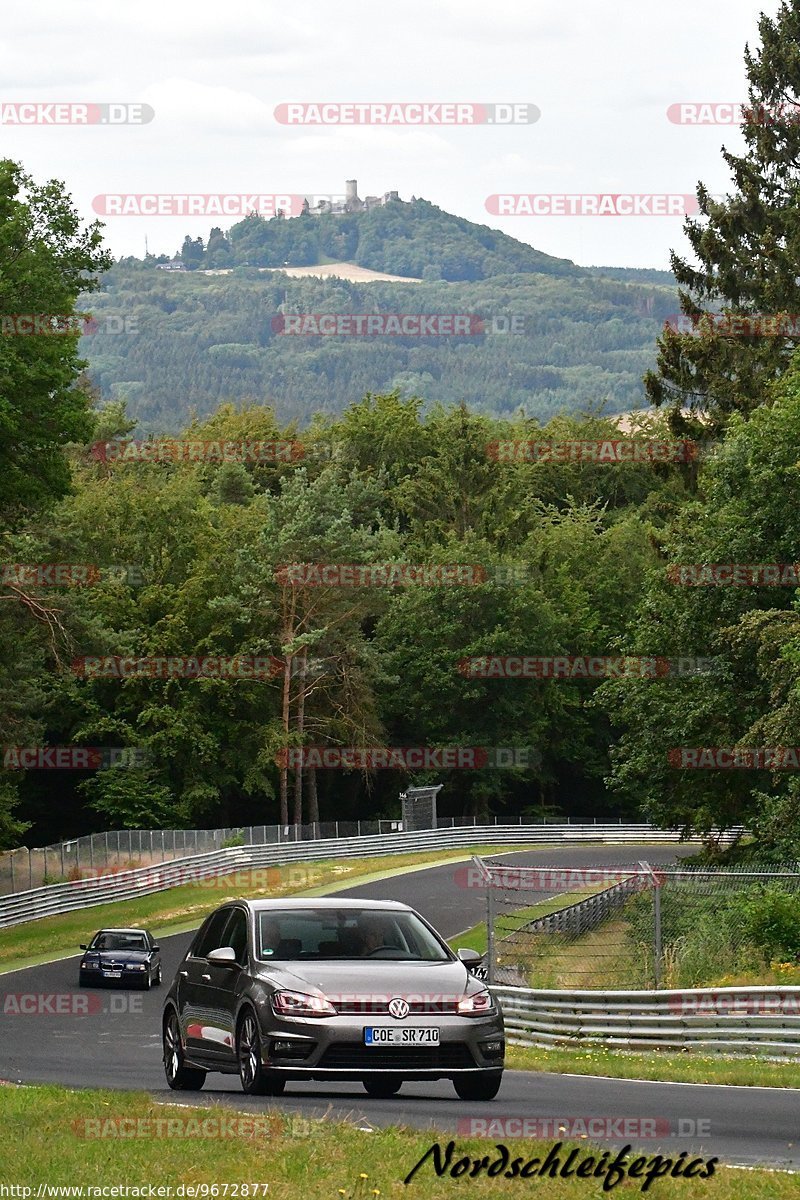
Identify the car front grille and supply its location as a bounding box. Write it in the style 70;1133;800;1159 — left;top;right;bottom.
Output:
334;1001;459;1015
318;1043;476;1070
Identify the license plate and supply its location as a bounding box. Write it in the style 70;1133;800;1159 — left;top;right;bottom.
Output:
364;1027;440;1045
103;971;122;978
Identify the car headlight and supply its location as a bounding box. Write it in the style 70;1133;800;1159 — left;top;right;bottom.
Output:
272;990;336;1017
82;960;100;970
457;988;495;1016
127;963;147;971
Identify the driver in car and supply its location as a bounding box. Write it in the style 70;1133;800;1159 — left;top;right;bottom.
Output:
357;915;393;955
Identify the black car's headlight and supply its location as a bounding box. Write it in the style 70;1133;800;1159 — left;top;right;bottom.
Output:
457;988;495;1016
127;963;147;971
81;960;100;970
272;990;336;1017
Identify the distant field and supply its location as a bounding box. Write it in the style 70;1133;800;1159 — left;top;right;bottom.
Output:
198;262;423;283
261;262;423;282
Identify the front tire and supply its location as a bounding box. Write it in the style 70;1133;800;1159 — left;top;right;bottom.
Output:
154;963;162;986
363;1075;402;1098
237;1009;285;1096
163;1010;206;1091
453;1071;503;1101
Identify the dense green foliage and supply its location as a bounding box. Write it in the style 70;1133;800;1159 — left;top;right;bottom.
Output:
0;397;688;843
646;0;800;437
625;883;800;987
81;266;675;431
174;199;580;281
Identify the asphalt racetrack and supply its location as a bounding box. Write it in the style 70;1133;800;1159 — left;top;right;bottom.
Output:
1;844;797;1170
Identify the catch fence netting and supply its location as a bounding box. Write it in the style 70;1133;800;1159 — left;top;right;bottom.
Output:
470;858;800;989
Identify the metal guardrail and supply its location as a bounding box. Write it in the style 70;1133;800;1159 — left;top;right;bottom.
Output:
518;874;642;937
492;984;800;1056
0;823;708;929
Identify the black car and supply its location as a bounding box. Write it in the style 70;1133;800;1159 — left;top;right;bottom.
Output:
79;927;162;988
162;898;504;1100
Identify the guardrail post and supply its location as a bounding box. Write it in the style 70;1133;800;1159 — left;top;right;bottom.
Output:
10;853;14;894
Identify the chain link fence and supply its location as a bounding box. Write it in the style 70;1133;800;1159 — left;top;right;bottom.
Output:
471;858;800;989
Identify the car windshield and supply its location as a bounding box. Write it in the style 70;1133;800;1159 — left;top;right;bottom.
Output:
256;908;451;962
90;932;148;952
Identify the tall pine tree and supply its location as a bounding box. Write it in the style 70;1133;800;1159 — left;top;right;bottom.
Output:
646;1;800;437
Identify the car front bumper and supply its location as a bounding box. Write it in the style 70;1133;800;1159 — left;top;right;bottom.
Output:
253;1005;505;1079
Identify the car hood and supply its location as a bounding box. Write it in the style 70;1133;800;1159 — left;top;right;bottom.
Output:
253;957;476;999
85;949;150;961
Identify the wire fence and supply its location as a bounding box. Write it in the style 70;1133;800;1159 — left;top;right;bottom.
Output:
472;858;800;990
0;815;637;896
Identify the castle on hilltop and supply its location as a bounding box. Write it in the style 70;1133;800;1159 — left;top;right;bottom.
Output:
302;179;401;216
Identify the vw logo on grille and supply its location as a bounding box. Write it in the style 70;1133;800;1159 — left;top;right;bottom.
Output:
388;997;409;1019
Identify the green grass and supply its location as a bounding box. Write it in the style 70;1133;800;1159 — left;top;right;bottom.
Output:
448;885;610;956
0;1083;795;1197
0;844;535;974
507;1043;800;1088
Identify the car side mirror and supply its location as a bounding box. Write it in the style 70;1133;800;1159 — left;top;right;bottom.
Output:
152;944;160;952
79;944;87;950
457;947;482;965
207;946;238;966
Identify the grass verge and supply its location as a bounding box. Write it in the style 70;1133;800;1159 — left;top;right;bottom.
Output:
0;844;533;974
507;1043;800;1088
0;1083;795;1197
447;885;609;955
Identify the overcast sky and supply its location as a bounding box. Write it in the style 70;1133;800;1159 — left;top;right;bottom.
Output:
1;0;781;269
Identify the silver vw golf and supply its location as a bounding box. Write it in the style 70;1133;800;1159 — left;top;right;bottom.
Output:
162;898;504;1099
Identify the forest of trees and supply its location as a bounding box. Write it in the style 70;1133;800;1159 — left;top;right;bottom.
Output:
80;266;676;432
5;2;800;860
170;198;581;280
